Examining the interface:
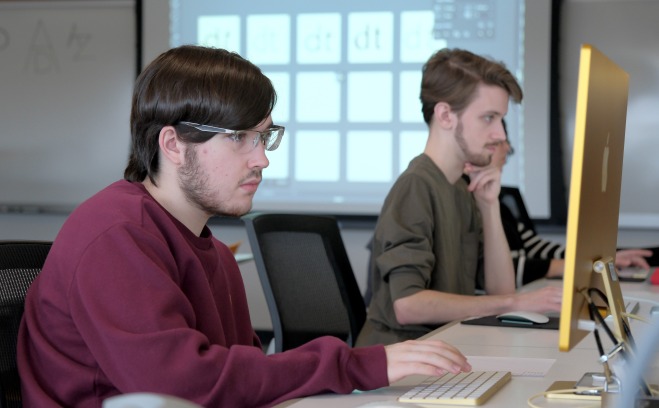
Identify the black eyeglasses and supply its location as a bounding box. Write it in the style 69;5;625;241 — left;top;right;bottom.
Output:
179;121;284;154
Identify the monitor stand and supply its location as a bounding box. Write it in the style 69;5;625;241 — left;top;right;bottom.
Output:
598;259;654;400
547;258;655;403
546;258;629;401
596;259;630;344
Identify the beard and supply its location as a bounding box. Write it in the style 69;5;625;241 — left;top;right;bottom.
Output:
178;145;253;218
454;119;492;167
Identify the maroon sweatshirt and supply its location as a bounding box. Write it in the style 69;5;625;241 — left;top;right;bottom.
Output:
18;180;387;407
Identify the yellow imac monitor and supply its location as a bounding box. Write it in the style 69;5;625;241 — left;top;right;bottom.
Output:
558;43;630;353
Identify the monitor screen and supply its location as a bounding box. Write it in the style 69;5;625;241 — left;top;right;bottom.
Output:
558;44;629;353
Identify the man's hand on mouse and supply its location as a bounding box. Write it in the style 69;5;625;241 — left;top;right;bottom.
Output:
511;286;563;314
384;339;471;384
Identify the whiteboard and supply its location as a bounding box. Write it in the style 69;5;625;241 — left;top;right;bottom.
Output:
0;0;136;212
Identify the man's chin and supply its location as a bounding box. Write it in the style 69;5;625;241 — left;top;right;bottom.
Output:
473;153;493;168
210;202;253;219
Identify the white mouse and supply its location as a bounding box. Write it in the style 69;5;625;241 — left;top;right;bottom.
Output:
496;311;549;324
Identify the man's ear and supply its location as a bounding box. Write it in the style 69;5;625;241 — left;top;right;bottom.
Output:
433;102;456;129
158;126;184;166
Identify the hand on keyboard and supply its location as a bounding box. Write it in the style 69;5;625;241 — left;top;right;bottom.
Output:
384;339;472;383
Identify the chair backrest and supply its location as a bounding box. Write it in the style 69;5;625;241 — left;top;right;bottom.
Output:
242;213;366;353
499;186;536;234
0;241;52;408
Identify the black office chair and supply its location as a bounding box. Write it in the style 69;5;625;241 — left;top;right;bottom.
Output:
0;241;52;408
499;186;536;234
242;213;366;353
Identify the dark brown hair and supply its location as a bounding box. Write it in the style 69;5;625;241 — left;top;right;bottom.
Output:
124;45;276;184
420;48;522;125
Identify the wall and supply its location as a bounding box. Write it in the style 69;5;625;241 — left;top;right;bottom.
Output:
559;0;659;227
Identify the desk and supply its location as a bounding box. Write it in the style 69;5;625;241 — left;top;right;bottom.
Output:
279;279;659;407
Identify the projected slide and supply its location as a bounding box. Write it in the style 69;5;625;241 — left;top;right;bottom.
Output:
171;0;525;214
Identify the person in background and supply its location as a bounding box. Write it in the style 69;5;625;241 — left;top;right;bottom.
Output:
356;48;563;347
17;45;471;408
362;121;655;306
491;121;654;286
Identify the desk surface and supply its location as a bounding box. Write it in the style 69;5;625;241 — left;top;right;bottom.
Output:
279;279;659;407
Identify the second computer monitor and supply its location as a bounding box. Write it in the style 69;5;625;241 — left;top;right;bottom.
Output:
558;43;630;352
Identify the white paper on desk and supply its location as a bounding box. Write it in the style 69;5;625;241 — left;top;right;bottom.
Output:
466;355;555;377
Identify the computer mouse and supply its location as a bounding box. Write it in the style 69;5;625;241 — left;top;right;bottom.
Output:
496;311;549;324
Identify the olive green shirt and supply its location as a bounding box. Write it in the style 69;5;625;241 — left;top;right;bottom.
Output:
357;154;484;346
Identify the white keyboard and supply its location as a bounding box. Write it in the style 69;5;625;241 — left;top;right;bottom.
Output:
398;371;511;406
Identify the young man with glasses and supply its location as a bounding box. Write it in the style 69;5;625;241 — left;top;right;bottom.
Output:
357;48;564;347
18;45;471;407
